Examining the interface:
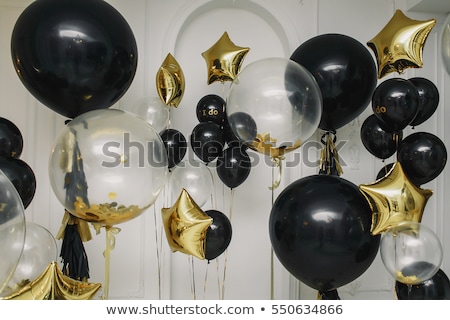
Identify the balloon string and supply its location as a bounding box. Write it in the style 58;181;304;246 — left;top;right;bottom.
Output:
153;205;162;299
203;261;209;300
219;188;234;300
270;167;275;300
101;225;121;300
189;255;196;300
216;258;221;299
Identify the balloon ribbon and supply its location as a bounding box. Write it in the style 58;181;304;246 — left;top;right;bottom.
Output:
319;131;343;176
93;224;121;300
269;156;284;190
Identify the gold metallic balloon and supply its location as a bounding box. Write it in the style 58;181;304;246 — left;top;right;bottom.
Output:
201;31;250;85
156;53;185;107
367;10;436;79
161;189;212;260
359;161;433;235
0;261;101;300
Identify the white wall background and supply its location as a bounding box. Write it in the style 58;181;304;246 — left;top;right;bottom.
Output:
0;0;449;300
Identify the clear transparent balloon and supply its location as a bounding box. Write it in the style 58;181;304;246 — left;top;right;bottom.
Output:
380;222;443;285
226;57;322;154
169;160;213;207
49;109;168;226
4;222;57;295
121;96;170;134
0;170;26;295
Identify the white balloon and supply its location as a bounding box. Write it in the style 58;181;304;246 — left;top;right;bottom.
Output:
122;96;170;133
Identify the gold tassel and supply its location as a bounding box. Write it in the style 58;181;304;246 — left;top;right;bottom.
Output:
319;132;343;176
56;210;92;242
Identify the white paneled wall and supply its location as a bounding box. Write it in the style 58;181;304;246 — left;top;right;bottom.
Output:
0;0;448;300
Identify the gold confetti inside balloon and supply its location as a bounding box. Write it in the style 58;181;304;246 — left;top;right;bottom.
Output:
161;189;212;260
49;109;168;227
156;53;185;108
359;162;433;235
201;31;250;85
367;10;436;79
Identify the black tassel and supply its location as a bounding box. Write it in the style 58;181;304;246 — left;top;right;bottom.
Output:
60;223;90;280
318;289;341;300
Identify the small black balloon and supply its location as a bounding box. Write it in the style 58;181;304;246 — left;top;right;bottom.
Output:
0;156;36;209
290;33;377;131
226;112;258;146
360;114;402;160
196;94;226;125
409;77;439;127
269;174;380;292
160;128;187;169
372;78;419;132
190;122;225;164
396;268;450;300
0;117;23;158
205;209;232;261
216;145;251;189
376;162;395;180
397;132;447;186
11;0;138;119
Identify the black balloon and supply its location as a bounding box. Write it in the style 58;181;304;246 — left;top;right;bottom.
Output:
371;78;419;132
409;77;439;127
190;122;225;164
11;0;138;119
397;132;447;186
205;209;232;261
226;112;258;147
396;268;450;300
0;156;36;209
290;33;377;131
160;128;187;169
0;117;23;158
376;162;395;180
269;174;380;292
360;114;402;160
196;94;226;125
216;145;251;189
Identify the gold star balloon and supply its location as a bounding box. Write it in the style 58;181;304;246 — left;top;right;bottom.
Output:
0;261;101;300
359;161;433;235
367;9;436;79
156;53;185;107
201;31;250;85
161;189;212;260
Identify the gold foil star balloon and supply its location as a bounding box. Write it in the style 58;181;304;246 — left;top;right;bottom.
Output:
367;10;436;79
201;31;250;85
0;261;101;300
161;189;212;260
359;161;433;235
156;53;185;107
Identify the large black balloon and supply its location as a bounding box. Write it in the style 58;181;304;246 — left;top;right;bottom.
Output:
160;128;187;170
396;268;450;300
409;77;440;127
360;114;402;160
397;132;447;186
11;0;138;119
190;122;225;164
0;156;36;209
216;145;251;189
0;117;23;158
196;94;226;126
205;209;232;261
290;33;377;131
371;78;419;132
269;174;380;292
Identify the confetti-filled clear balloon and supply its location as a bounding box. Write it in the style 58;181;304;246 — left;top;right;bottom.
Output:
380;221;443;285
49;109;168;227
